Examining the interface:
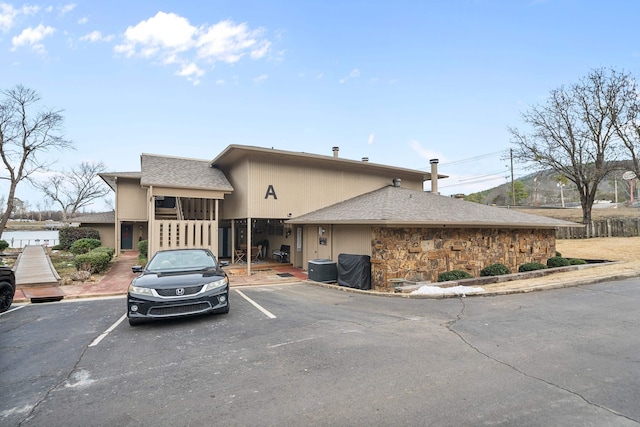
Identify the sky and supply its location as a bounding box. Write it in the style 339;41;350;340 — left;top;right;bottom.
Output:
1;0;639;212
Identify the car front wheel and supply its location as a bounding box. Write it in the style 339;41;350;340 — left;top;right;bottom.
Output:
0;283;14;313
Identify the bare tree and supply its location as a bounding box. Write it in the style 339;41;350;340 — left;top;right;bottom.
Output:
0;85;73;235
611;78;640;183
509;68;634;223
32;161;110;221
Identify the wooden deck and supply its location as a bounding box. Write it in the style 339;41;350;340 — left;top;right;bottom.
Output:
222;259;293;276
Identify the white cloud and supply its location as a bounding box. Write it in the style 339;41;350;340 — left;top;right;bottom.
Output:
114;12;272;84
11;24;56;53
253;74;268;83
80;30;113;42
410;140;447;163
368;133;375;144
78;16;88;24
59;3;76;16
115;11;196;58
21;5;40;15
0;3;18;32
340;68;360;84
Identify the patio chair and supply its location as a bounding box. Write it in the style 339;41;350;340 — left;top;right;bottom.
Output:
251;245;263;262
234;248;246;264
272;244;290;263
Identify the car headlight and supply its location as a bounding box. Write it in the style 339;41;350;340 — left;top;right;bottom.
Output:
128;284;154;297
202;276;229;293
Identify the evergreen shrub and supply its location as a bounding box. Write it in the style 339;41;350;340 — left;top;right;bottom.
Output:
70;238;102;255
438;270;473;282
518;262;547;272
92;246;114;261
59;227;100;250
138;240;148;258
547;256;571;268
480;263;511;277
74;251;111;273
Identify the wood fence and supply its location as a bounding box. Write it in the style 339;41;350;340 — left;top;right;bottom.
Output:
557;218;640;239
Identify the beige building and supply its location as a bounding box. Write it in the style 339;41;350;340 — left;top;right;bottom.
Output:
94;144;575;289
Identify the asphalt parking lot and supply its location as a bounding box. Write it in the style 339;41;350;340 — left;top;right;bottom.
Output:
1;280;639;426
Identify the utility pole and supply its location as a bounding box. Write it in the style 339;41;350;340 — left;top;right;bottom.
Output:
510;148;515;206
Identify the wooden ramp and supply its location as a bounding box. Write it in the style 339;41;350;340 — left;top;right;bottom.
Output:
15;245;64;302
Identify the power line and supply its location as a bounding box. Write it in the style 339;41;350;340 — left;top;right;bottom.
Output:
437;150;506;167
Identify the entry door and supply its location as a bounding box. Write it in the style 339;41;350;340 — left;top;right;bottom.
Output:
305;225;331;261
121;224;133;250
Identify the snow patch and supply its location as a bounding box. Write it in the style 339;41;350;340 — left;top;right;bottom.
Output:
0;404;34;417
64;370;95;388
410;285;484;296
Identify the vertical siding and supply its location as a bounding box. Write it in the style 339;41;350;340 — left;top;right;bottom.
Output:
332;225;372;259
220;159;249;218
245;156;423;218
117;178;147;220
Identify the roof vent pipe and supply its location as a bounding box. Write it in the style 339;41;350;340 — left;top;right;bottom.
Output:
362;157;369;162
430;159;439;194
392;178;402;187
332;146;339;158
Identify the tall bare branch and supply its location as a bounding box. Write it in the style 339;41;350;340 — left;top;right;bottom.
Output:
0;85;73;235
509;68;633;223
31;161;110;221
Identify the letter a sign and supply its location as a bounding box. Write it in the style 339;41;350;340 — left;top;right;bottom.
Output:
265;185;277;199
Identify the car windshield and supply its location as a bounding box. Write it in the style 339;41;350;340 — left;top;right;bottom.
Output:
146;249;217;272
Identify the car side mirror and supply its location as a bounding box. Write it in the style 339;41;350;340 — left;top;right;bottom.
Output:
132;265;143;273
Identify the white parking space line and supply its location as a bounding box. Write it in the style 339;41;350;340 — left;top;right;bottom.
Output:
89;314;127;347
235;289;277;319
0;304;26;316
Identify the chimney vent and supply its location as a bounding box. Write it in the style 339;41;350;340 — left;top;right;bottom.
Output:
392;178;402;187
429;158;439;194
332;146;339;158
362;157;369;162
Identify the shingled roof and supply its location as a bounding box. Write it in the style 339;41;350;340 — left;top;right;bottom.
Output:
287;185;579;228
71;211;115;224
140;154;233;191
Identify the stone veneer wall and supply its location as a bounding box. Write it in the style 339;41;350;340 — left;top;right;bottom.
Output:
370;227;556;292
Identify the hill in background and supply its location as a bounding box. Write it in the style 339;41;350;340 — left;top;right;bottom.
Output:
464;160;638;208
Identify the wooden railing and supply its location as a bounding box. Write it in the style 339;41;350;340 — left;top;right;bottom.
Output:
151;220;218;255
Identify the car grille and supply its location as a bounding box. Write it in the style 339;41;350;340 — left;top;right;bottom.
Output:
155;285;204;297
148;302;212;317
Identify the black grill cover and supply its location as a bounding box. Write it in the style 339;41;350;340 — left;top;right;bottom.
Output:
337;254;371;290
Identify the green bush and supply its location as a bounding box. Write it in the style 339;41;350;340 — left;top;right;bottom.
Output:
70;238;102;255
480;263;511;277
547;256;571;268
59;227;100;250
74;251;111;273
138;240;148;258
569;258;587;265
0;240;8;252
555;251;562;257
438;270;473;282
518;262;547;272
92;246;114;261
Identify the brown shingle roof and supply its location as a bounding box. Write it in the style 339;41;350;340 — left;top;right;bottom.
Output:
71;211;115;224
211;144;443;181
140;154;233;191
287;185;579;228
